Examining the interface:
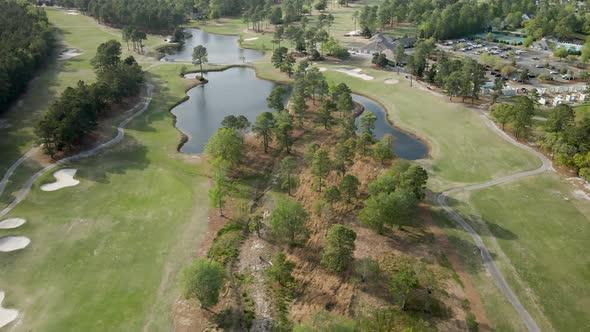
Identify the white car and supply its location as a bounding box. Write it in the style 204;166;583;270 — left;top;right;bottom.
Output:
550;70;558;75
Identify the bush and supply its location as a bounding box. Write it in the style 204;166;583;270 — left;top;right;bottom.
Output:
466;312;478;331
311;49;322;60
179;259;225;308
208;221;245;265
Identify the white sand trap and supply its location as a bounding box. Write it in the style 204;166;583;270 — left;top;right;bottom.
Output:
335;68;374;80
0;236;30;252
244;37;259;41
0;218;26;230
0;291;18;329
58;48;83;60
318;67;327;72
384;78;399;85
40;169;80;192
65;10;79;15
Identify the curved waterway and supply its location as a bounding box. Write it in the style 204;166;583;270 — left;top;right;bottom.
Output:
173;68;427;159
353;95;428;160
160;28;264;64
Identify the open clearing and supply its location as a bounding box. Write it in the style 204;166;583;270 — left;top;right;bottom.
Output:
40;169;80;192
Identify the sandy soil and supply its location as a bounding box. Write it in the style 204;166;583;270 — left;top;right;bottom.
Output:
0;218;26;230
58;48;83;60
244;37;259;41
421;206;491;331
384;78;399;85
335;68;374;80
0;291;18;329
0;236;31;252
40;169;80;192
318;67;327;72
65;10;79;15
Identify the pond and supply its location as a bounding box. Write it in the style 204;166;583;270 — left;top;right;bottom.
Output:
174;67;287;153
353;95;428;160
160;28;265;64
173;68;428;160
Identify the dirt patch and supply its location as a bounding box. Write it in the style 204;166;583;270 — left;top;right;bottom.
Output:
384;78;399;85
244;37;259;41
421;205;491;332
58;48;83;60
335;68;374;80
237;236;274;331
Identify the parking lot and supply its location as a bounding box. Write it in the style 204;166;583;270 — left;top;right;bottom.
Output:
438;38;583;86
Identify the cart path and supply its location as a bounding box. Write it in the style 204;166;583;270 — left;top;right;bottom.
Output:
0;83;153;219
437;108;552;332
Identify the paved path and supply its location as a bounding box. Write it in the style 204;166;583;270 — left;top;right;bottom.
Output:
0;83;153;219
437;107;551;332
0;147;39;199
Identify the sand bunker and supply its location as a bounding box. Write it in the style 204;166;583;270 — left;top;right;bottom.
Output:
244;37;259;41
40;169;80;192
0;291;18;329
318;67;327;72
58;48;83;60
335;68;374;80
0;236;30;252
65;10;79;15
384;78;399;85
0;218;26;230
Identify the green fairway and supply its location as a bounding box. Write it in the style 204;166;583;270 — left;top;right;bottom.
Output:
449;173;590;331
0;8;215;331
0;62;214;331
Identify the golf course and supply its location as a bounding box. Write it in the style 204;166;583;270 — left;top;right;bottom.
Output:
0;3;589;332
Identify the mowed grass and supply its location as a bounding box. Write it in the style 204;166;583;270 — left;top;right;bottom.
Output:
449;173;590;331
0;62;213;332
0;8;164;201
0;8;214;332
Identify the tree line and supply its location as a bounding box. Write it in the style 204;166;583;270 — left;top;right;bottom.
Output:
0;0;54;113
357;0;589;41
36;40;144;155
56;0;186;31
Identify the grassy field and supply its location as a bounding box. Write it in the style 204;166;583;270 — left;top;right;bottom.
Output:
0;8;166;202
575;103;590;121
449;173;590;331
0;8;215;331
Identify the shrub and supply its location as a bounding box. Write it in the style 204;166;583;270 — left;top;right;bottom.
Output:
179;259;225;308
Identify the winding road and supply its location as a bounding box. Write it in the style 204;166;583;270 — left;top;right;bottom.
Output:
0;83;153;219
437;108;552;332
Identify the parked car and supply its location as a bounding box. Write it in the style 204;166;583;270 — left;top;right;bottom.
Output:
535;64;543;68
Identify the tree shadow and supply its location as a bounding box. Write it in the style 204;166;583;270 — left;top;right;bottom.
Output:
69;135;150;184
436;195;518;241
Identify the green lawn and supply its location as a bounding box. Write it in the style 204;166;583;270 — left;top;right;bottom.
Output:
575;103;590;121
449;173;590;331
0;8;214;332
0;62;214;332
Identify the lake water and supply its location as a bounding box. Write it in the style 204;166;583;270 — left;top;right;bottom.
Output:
174;68;287;153
353;95;427;160
173;68;427;160
160;28;265;64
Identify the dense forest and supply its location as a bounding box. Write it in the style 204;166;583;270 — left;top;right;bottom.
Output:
36;40;144;155
360;0;589;40
0;0;54;112
55;0;187;30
